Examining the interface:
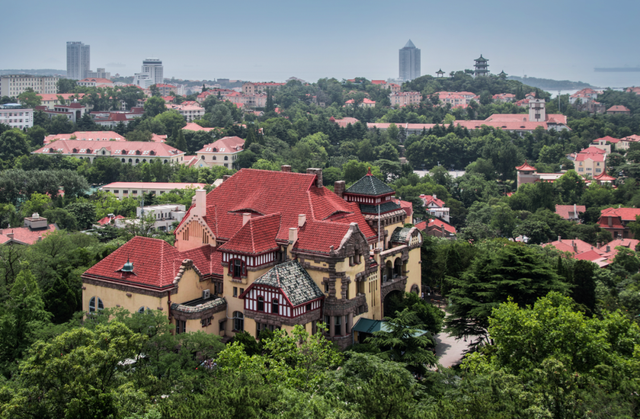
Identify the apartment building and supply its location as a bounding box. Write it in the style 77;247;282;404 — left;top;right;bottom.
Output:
194;136;245;169
0;75;59;98
0;104;33;130
390;91;421;107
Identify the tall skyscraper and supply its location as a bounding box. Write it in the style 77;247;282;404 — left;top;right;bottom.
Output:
134;58;164;88
399;40;421;81
66;42;90;80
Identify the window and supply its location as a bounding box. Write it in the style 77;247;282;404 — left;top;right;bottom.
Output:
306;303;311;312
213;156;217;160
257;296;264;311
240;288;245;295
89;296;104;313
233;311;244;331
224;156;228;161
201;317;212;327
176;320;186;334
272;298;279;315
137;306;146;314
232;259;245;278
324;282;329;293
334;316;342;336
233;287;238;297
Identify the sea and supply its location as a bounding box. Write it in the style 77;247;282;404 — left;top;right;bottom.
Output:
546;71;640;98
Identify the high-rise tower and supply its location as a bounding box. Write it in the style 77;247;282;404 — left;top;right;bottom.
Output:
134;58;164;88
399;40;421;81
66;42;90;80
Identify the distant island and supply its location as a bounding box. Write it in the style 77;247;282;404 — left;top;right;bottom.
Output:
508;76;594;91
0;69;66;76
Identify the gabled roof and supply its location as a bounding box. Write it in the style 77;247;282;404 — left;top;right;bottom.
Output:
250;260;324;306
218;214;282;255
82;237;221;288
182;122;217;132
197;136;244;153
555;205;586;220
594;172;616;181
33;140;185;157
600;207;640;222
542;238;594;255
608;105;630;112
345;170;394;196
420;194;445;208
595;135;620;144
415;218;456;235
0;225;57;245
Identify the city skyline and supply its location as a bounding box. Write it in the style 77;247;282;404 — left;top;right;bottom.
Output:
2;0;640;87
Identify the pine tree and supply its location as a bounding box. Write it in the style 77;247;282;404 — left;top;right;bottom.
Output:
265;88;274;113
175;130;188;153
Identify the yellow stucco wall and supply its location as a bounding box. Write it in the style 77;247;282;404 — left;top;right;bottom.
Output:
83;282;168;315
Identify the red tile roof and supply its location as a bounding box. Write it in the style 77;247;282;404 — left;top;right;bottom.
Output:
82;237;222;289
218;214;282;255
182;122;217;132
555;205;586;220
420;194;445;208
608;105;630;112
34;140;185;157
515;160;537;171
600;207;640;222
542;238;594;254
394;199;413;219
197;136;245;153
97;215;125;225
0;225;57;245
37;93;85;102
43;131;124;144
415;218;456;234
101;182;206;190
595;135;620;144
594;172;616;181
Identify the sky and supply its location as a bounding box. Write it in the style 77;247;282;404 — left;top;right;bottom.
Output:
2;0;640;88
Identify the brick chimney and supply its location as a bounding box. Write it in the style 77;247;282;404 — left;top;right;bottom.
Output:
281;165;292;172
298;214;306;227
193;189;207;217
243;212;251;226
334;181;345;199
289;227;297;244
306;168;323;188
222;175;232;182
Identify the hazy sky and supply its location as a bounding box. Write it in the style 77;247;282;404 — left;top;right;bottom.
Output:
2;0;640;87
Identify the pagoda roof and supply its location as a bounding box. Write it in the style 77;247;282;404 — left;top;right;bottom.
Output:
359;201;402;215
594;172;616;181
436;69;445;74
474;55;489;62
345;169;394;196
515;160;536;171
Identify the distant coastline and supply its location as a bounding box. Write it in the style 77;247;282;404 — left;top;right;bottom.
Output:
508;76;594;91
0;69;66;76
594;67;640;72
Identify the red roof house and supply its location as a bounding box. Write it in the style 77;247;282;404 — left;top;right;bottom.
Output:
598;207;640;239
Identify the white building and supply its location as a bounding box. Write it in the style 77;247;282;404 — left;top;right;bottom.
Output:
0;75;59;98
67;42;90;80
100;182;206;200
132;204;187;231
194;136;245;169
133;58;163;88
0;105;33;130
166;102;205;122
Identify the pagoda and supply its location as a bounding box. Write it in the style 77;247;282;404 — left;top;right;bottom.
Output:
436;69;445;78
515;160;538;189
474;55;490;77
593;172;616;185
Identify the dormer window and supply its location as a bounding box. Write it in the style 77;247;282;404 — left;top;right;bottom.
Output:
231;258;246;278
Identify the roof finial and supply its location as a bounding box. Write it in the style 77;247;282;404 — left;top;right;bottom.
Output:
367;167;372;176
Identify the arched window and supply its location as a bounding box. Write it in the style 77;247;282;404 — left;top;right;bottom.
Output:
233;311;244;331
201;155;205;160
271;298;279;315
164;160;168;163
137;306;149;314
257;296;264;311
121;158;125;162
212;156;217;160
89;296;104;313
224;156;228;161
102;150;106;155
142;159;146;163
135;159;139;164
128;158;132;163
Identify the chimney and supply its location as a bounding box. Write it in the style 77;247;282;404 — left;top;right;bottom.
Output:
193;189;207;217
298;214;306;227
606;245;611;252
433;194;437;200
243;212;251;226
572;241;577;252
574;203;577;219
289;227;297;244
558;236;561;242
306;168;323;188
222;175;231;182
7;233;13;239
281;165;292;172
334;181;345;199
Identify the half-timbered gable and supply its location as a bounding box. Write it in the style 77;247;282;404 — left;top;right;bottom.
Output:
240;261;324;332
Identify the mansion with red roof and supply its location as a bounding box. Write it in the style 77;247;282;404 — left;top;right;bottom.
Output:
82;167;422;348
599;207;640;239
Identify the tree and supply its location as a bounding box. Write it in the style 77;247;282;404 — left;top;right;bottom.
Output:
446;243;568;339
56;79;78;94
0;129;30;161
17;88;42;108
143;96;166;118
383;292;444;335
66;201;97;230
365;308;436;375
175;129;188;152
210;104;233;127
3;322;149;418
0;262;52;378
21;192;52;217
27;126;47;148
150;84;161;97
43;208;78;231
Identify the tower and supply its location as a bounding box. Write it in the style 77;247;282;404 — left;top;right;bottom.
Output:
473;55;489;77
142;58;163;85
399;40;421;81
66;42;90;80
